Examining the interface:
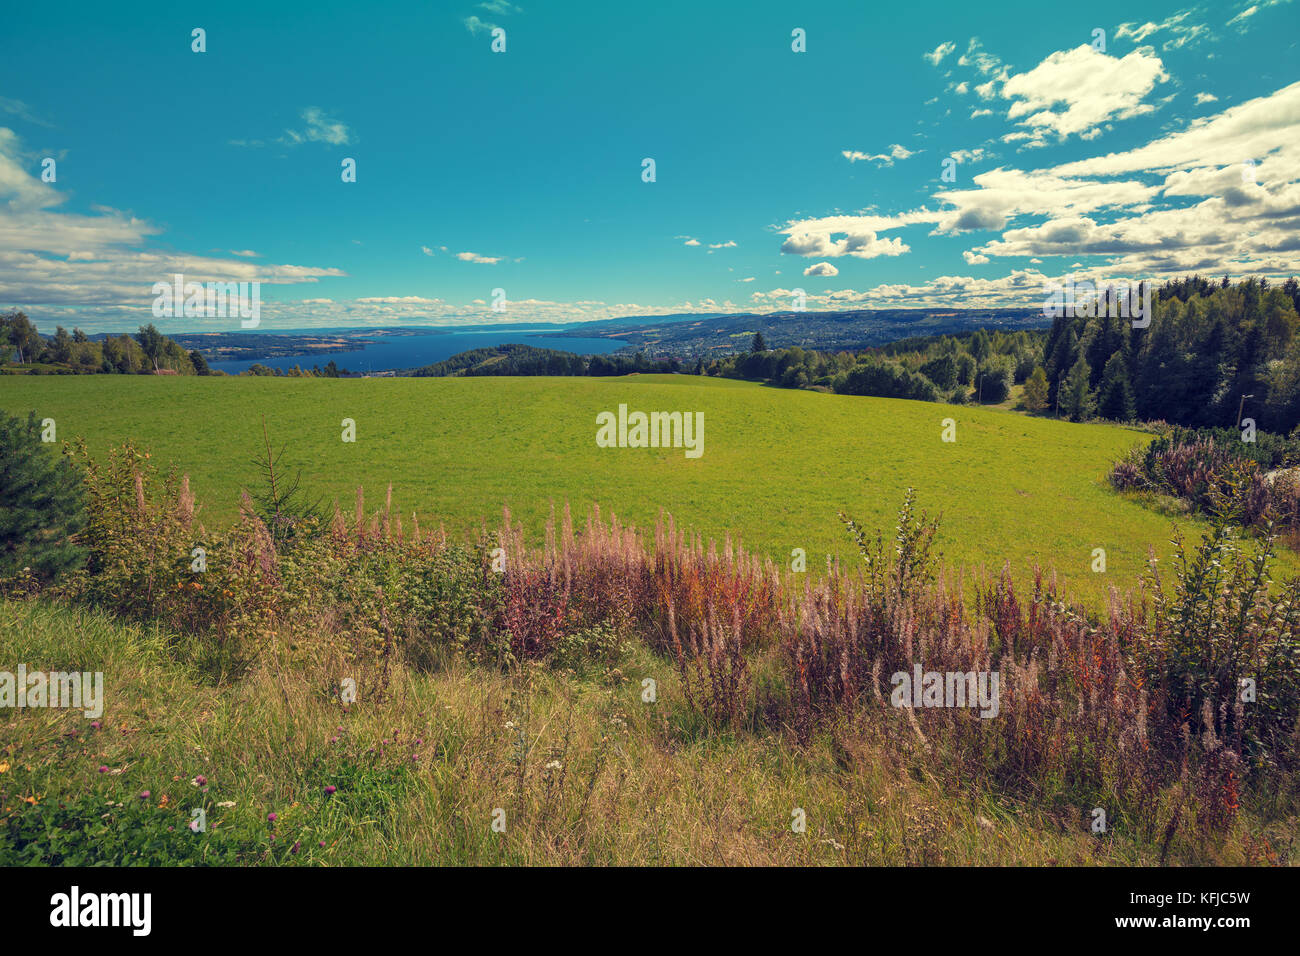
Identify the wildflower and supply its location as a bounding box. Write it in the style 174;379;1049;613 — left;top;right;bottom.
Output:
192;775;207;787
90;721;101;730
267;812;277;822
291;841;301;854
97;765;108;773
325;785;337;796
217;801;236;808
504;721;515;731
545;759;562;772
139;790;150;799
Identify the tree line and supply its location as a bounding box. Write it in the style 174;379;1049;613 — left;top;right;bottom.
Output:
1043;276;1300;428
709;277;1300;432
1;312;212;376
413;343;681;377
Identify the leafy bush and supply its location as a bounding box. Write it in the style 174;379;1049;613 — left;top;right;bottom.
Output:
1111;429;1300;532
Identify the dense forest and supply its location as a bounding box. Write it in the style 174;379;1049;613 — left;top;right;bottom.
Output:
1043;276;1300;431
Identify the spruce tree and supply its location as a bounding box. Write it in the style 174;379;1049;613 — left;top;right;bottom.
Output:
1060;355;1094;422
0;411;86;580
1097;352;1136;421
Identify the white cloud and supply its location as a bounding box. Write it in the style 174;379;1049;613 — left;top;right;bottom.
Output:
1000;45;1168;143
803;262;839;277
956;38;1004;76
842;143;916;167
1115;10;1212;50
281;107;352;146
455;251;503;264
463;16;498;35
923;41;956;66
779;210;932;260
0;126;346;317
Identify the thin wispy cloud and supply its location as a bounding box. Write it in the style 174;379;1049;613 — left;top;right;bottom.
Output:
0;97;53;128
842;144;917;166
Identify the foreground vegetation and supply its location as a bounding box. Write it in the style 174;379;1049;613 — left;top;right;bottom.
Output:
5;373;1288;605
2;428;1298;865
12;596;1262;866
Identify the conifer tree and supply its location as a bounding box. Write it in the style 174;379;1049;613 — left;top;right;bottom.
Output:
1060;355;1094;422
1097;352;1136;421
0;411;86;580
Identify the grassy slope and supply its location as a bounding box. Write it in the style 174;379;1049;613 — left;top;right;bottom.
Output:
2;372;1285;604
6;598;1272;865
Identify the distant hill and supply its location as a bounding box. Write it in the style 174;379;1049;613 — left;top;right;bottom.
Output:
551;306;1046;358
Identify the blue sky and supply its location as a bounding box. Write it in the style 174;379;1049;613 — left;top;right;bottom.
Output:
1;0;1297;331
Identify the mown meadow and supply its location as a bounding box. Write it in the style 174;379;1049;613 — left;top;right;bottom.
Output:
3;372;1286;605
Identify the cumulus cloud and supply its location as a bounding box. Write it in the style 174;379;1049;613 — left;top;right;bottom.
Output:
803;262;839;277
780;216;914;259
999;45;1168;144
0;126;346;320
455;251;504;264
778;77;1300;286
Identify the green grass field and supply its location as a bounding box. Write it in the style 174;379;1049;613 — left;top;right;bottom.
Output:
3;372;1283;603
